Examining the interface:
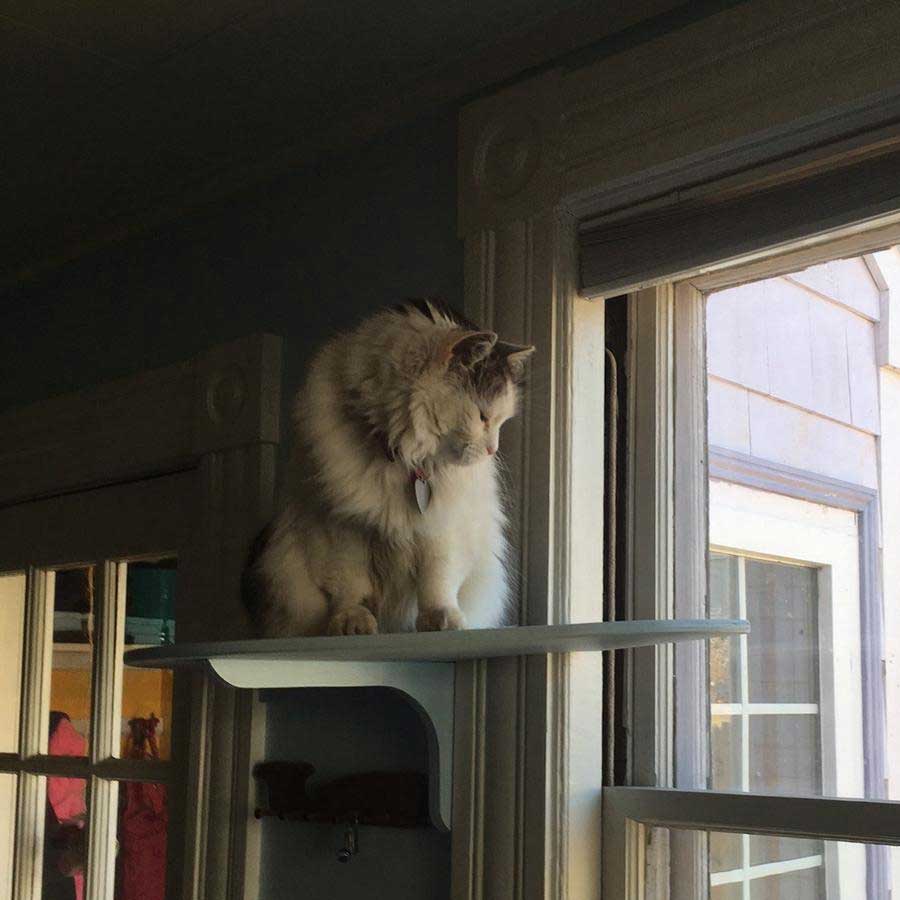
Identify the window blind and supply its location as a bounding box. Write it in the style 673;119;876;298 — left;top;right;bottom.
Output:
579;143;900;297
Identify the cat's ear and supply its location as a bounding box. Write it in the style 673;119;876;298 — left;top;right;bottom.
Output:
447;330;498;368
494;341;536;380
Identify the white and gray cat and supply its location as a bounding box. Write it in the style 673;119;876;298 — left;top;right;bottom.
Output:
243;299;534;637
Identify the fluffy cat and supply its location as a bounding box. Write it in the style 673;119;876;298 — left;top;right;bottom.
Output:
243;299;534;637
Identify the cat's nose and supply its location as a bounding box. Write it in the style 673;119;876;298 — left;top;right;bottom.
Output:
486;446;496;456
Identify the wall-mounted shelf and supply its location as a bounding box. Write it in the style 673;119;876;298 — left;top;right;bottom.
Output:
125;618;748;831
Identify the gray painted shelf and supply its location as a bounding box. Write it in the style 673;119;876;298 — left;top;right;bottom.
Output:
125;619;748;831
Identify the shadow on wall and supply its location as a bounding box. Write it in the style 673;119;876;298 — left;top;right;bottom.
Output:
260;687;450;900
0;104;464;477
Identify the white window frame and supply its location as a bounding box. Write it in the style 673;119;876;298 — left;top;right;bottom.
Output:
604;242;897;899
456;4;900;896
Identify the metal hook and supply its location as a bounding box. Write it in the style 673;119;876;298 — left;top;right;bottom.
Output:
337;821;359;863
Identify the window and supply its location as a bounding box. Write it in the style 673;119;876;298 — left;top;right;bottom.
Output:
710;554;826;892
0;476;189;900
601;233;900;898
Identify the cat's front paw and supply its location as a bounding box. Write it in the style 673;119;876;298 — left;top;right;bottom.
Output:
416;607;466;632
327;606;379;636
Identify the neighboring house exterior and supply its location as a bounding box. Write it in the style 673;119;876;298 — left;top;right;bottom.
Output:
706;251;900;899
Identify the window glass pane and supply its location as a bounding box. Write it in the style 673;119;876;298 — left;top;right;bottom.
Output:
709;554;741;703
750;832;823;868
700;258;891;808
663;827;878;899
0;773;15;900
115;780;168;900
710;831;742;875
749;715;820;794
120;559;176;761
0;573;25;753
748;864;824;899
745;560;818;704
50;568;93;756
711;715;742;791
711;884;743;900
43;775;88;900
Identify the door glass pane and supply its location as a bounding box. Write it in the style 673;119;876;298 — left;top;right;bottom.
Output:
0;773;16;900
43;775;88;900
0;573;25;753
120;559;176;761
50;568;93;756
115;780;168;900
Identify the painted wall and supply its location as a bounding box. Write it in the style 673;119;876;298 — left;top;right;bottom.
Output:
1;107;462;899
0;106;462;432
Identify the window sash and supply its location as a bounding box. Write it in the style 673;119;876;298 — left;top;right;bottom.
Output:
603;786;900;900
613;223;899;898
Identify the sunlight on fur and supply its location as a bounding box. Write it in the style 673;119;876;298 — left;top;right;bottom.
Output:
243;299;534;637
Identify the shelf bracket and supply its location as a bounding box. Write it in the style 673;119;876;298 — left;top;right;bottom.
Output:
209;657;454;831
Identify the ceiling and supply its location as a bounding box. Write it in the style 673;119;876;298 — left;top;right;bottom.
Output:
2;0;683;282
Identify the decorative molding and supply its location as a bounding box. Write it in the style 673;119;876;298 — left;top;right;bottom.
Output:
460;0;900;234
458;204;605;897
0;333;280;509
671;283;710;899
709;445;888;898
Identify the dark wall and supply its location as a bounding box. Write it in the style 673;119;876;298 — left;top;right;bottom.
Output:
0;106;463;424
3;106;461;900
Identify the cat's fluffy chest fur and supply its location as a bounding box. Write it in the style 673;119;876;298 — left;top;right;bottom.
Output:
243;300;533;637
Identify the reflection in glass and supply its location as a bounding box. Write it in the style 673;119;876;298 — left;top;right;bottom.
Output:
0;573;25;753
42;775;88;900
120;560;176;761
50;569;94;756
115;781;168;900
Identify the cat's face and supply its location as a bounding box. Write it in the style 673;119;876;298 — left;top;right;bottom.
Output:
425;333;534;468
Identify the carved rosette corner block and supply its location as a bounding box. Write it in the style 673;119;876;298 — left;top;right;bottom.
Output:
473;113;542;199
